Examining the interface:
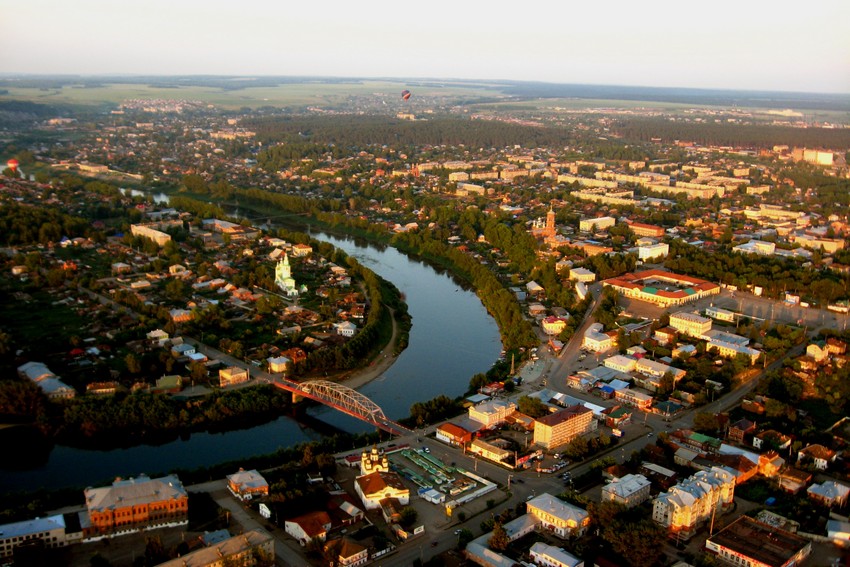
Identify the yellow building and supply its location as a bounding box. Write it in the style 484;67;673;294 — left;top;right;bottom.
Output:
468;400;516;427
219;366;249;388
533;405;595;450
652;467;735;539
669;312;712;337
130;224;172;247
526;493;590;538
469;438;511;464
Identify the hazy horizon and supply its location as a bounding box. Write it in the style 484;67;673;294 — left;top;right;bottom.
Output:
1;73;849;98
1;0;848;95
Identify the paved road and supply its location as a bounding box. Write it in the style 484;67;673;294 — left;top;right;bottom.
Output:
186;281;823;567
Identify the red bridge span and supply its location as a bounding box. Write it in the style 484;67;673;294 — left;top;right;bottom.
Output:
272;379;411;437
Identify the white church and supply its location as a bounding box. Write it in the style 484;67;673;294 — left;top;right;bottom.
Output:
274;253;299;297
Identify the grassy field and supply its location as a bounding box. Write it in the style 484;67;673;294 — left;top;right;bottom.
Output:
0;79;509;109
474;97;850;121
3;78;846;121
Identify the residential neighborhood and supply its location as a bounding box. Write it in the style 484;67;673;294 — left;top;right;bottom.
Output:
1;73;849;567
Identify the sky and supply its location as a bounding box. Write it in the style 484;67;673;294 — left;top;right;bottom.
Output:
1;0;849;94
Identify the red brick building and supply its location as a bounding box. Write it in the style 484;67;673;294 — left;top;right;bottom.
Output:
83;475;188;537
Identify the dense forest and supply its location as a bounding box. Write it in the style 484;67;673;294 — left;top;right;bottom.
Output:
613;118;850;149
0;203;94;245
243;115;583;149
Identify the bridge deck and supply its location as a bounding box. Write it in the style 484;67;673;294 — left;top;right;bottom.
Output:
273;379;411;437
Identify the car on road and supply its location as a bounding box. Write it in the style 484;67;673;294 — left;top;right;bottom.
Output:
514;478;524;484
454;530;462;535
423;447;430;453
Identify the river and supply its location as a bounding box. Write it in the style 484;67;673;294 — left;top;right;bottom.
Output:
0;224;500;491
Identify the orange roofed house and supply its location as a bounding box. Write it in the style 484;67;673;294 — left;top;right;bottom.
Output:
83;474;188;537
436;422;473;447
284;511;332;546
602;269;720;308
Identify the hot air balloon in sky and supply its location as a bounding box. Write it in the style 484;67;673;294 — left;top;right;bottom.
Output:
7;159;19;173
401;89;411;101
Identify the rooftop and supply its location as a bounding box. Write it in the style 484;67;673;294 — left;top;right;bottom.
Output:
707;516;809;567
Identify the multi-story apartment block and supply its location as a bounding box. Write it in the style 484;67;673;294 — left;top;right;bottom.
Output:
0;515;71;561
629;222;665;238
534;405;596;450
579;216;616;232
652;467;735;539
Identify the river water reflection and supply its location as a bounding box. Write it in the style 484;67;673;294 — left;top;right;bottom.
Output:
1;224;500;491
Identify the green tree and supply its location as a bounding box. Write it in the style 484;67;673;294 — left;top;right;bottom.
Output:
456;528;474;549
125;353;142;374
488;522;509;552
692;412;720;434
164;278;186;302
608;520;666;566
399;506;418;528
301;444;315;468
517;395;549;418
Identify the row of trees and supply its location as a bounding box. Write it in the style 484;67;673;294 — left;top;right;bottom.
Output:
613;117;850;149
664;239;848;302
55;385;292;445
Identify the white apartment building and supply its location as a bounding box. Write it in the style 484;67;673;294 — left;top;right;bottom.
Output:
602;474;652;508
652;467;736;539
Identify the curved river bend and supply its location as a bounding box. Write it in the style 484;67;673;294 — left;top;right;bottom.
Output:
1;230;501;491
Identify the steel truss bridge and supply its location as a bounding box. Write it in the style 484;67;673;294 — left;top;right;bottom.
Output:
273;379;411;437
